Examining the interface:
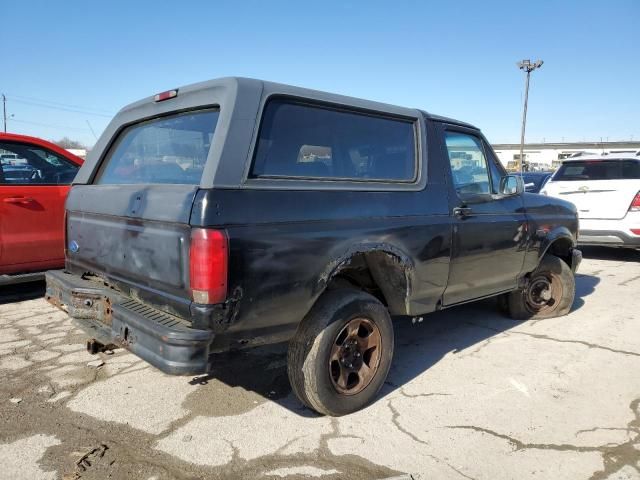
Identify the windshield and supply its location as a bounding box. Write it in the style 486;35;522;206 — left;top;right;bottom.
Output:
553;160;640;181
95;109;219;185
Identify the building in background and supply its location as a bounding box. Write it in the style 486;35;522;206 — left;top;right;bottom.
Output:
65;148;87;159
493;141;640;171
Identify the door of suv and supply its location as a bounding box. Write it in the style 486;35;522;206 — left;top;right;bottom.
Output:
441;126;527;305
0;141;80;274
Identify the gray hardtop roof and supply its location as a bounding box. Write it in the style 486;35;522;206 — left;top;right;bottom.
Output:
120;76;478;128
75;77;479;187
421;111;478;130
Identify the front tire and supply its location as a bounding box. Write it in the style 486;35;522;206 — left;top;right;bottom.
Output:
507;255;575;320
287;289;394;416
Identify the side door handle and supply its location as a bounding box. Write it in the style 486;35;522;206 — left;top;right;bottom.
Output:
453;207;473;219
2;196;34;204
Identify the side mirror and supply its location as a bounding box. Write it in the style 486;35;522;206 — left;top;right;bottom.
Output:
500;174;524;195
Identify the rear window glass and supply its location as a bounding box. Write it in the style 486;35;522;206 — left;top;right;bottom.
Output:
96;109;219;185
554;160;640;181
251;99;416;182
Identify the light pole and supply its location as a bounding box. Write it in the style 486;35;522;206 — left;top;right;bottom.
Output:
2;94;6;133
517;59;543;173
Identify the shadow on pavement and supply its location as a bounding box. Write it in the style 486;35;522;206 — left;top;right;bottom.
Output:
0;272;600;416
0;280;46;305
581;246;639;262
191;272;600;416
572;273;600;310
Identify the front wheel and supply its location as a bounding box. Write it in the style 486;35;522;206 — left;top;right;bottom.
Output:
507;255;576;320
287;289;394;416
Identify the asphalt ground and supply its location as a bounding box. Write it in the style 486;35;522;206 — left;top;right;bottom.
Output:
1;247;639;480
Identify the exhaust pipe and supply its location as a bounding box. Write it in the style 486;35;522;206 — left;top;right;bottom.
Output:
87;339;118;355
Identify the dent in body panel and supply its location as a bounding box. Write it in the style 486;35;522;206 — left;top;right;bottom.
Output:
217;217;451;345
191;178;452;340
319;243;414;314
521;193;579;274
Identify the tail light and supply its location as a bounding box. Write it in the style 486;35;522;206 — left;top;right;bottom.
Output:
189;228;228;304
629;191;640;212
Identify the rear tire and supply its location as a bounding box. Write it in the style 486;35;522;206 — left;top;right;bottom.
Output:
507;255;575;320
287;289;394;416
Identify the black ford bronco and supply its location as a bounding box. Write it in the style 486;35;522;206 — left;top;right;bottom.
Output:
46;77;581;415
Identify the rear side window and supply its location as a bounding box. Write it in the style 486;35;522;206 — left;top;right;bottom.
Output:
251;99;417;182
96;109;219;185
554;160;640;181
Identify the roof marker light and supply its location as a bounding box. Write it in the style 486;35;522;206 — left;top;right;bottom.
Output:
154;89;178;102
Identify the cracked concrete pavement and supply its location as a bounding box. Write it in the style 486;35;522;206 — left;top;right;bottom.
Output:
0;247;639;479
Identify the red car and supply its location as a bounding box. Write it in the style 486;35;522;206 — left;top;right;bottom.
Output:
0;133;83;285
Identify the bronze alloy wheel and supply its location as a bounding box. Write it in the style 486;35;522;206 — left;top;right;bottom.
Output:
329;317;382;395
525;273;562;314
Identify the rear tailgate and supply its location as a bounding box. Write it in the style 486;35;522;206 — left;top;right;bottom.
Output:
66;184;196;299
544;160;640;220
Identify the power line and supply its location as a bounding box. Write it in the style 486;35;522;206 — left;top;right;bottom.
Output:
86;119;98;140
5;93;114;115
10;118;91;133
8;97;113;117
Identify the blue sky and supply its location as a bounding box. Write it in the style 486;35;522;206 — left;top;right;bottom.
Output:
3;0;639;147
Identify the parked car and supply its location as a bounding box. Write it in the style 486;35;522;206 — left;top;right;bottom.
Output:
0;133;83;285
522;171;553;193
0;153;21;163
541;155;640;248
45;77;581;415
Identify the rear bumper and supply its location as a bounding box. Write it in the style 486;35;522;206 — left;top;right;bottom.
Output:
0;271;45;286
579;230;640;248
45;270;213;375
578;216;640;248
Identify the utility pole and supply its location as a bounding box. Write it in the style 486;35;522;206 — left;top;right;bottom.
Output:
517;59;543;173
2;94;6;133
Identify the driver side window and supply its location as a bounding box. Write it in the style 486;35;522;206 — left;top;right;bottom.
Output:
0;142;79;185
484;141;508;193
444;132;490;196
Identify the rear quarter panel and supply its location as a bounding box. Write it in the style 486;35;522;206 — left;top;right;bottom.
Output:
191;185;452;345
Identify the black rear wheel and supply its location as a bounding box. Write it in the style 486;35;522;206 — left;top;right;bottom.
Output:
287;289;394;416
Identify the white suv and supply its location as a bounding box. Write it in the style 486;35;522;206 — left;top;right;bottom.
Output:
541;154;640;249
